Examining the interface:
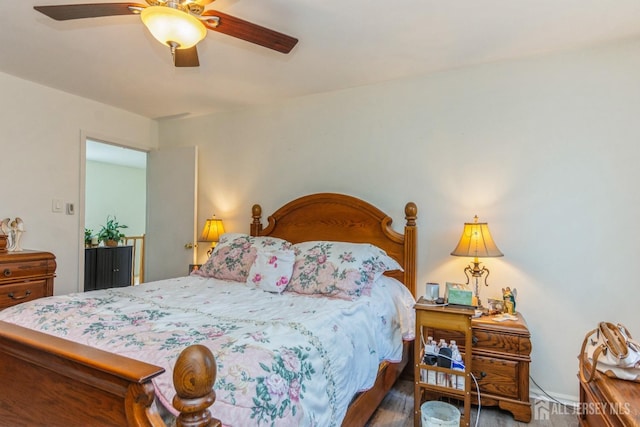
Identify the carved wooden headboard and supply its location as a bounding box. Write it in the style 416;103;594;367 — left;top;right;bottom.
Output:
250;193;417;296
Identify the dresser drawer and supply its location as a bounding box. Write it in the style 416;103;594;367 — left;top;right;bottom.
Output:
0;280;49;308
0;259;54;281
472;355;519;399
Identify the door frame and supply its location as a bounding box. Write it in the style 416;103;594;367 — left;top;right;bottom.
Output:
79;130;149;292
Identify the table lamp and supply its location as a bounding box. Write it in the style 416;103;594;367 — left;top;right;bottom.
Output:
450;215;503;306
200;215;225;257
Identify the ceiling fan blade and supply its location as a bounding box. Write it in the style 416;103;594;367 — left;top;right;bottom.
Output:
202;10;298;54
34;3;145;21
173;46;200;67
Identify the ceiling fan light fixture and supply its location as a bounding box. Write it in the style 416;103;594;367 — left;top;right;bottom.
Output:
141;6;206;49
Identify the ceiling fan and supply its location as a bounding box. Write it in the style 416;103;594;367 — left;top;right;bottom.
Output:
33;0;298;67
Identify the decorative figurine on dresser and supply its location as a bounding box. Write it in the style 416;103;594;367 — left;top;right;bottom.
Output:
0;228;56;309
1;217;25;252
502;286;517;314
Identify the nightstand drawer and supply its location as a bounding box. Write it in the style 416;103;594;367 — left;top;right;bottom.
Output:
426;328;526;356
0;259;54;281
0;280;49;308
472;355;519;399
473;329;528;355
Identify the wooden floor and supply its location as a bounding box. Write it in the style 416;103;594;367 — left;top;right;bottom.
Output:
366;380;579;427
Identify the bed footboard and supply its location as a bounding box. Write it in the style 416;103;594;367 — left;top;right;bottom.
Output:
0;321;220;427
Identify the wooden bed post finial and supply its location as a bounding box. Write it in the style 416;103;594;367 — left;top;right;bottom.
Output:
251;204;263;236
405;202;417;226
404;202;418;297
172;345;221;427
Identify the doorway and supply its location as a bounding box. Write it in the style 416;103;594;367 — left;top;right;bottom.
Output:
85;139;147;285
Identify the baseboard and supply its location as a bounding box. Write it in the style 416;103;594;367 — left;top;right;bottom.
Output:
529;387;579;407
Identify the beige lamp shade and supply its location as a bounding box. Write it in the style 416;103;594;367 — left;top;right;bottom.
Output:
141;6;207;49
200;216;225;243
451;216;503;258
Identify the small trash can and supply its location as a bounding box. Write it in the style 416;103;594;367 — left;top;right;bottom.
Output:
421;401;461;427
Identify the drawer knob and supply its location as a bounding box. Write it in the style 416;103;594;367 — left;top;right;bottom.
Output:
3;268;10;277
472;336;478;345
479;371;487;379
8;290;32;300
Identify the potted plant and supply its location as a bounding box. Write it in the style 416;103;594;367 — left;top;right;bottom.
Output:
84;228;93;248
97;216;128;247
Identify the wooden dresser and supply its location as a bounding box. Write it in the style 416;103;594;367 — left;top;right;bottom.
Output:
425;312;532;422
578;354;640;426
0;250;56;309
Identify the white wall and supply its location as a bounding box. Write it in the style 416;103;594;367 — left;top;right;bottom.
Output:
159;38;640;399
85;160;146;237
0;72;158;295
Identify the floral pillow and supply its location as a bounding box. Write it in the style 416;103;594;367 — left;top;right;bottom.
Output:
194;233;293;282
286;241;403;300
247;249;296;293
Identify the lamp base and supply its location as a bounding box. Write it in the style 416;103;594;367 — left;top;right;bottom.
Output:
463;261;491;308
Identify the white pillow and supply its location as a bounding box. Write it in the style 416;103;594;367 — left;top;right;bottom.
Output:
247;249;296;293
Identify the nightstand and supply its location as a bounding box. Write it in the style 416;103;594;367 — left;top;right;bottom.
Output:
0;250;56;309
414;303;474;427
424;311;532;422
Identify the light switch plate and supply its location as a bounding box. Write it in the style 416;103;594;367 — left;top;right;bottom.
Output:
52;199;63;213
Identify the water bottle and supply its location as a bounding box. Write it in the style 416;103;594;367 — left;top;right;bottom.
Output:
450;340;465;390
424;337;438;384
421;337;434;382
436;340;449;386
424;337;438;364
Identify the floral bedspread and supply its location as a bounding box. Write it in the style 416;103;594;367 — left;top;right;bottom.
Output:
0;275;415;427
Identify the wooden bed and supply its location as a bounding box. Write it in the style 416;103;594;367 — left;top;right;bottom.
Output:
0;193;417;427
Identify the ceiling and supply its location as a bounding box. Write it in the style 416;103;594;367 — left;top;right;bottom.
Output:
3;1;640;120
86;139;147;168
